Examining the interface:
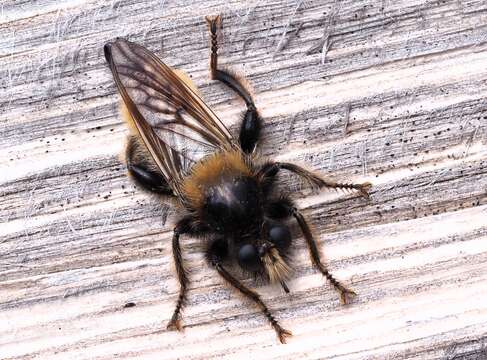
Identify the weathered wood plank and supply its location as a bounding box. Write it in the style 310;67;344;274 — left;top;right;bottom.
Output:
1;0;487;359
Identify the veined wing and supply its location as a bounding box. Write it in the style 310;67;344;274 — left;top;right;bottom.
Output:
104;38;234;196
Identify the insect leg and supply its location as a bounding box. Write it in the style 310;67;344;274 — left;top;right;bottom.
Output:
166;227;188;331
294;207;356;304
166;216;204;331
264;196;296;220
167;217;210;331
205;240;291;343
126;136;173;195
258;162;371;198
238;107;262;154
205;15;262;154
213;262;292;343
265;197;356;304
205;15;221;81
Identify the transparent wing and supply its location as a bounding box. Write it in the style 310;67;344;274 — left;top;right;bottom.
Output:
104;38;234;196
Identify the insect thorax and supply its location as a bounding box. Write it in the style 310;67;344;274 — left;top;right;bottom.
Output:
203;175;263;232
181;150;262;232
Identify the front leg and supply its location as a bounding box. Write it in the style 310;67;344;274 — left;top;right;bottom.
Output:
266;198;356;305
216;264;292;343
258;162;371;198
206;238;292;344
292;207;356;305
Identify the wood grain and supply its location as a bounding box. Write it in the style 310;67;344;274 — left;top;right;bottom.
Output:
1;0;487;359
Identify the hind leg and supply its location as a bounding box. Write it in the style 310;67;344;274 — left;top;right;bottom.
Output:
125;135;173;196
206;15;262;154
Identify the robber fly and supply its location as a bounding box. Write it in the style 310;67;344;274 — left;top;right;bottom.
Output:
104;15;371;343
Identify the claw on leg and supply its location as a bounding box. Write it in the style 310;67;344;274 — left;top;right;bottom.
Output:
337;285;357;305
358;182;372;199
275;326;293;344
167;317;183;332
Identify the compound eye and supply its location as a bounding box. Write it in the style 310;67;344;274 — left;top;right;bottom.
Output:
238;244;261;271
269;224;291;250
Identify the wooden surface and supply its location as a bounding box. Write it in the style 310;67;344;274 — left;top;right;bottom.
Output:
1;0;487;359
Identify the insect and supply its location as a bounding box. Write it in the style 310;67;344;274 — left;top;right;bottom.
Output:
104;15;371;343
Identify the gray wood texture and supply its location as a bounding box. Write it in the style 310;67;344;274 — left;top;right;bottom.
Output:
1;0;487;359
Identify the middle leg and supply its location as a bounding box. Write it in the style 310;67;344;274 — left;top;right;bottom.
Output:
205;15;262;154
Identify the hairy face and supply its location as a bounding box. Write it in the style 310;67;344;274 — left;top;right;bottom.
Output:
236;221;293;291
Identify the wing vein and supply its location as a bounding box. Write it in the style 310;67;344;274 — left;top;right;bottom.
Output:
104;38;235;199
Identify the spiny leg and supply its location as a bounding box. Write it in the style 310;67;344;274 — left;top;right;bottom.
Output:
266;197;356;305
258;162;371;198
167;217;211;330
126;135;173;195
166;225;188;331
205;15;262;154
216;264;292;343
292;208;356;304
206;238;292;343
166;216;205;331
206;15;220;80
